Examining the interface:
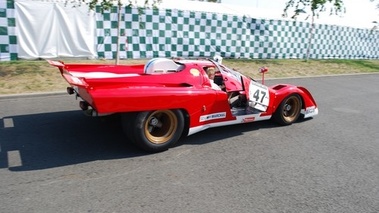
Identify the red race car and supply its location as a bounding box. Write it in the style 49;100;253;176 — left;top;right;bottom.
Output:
49;58;318;152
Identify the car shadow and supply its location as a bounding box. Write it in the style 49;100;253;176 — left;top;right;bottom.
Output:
179;116;313;148
0;111;145;171
0;110;289;171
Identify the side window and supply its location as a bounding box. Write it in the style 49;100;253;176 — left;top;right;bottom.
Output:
220;66;244;92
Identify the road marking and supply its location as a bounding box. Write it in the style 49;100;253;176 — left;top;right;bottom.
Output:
7;150;23;168
3;118;14;128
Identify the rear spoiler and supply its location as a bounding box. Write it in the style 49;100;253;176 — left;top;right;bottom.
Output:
47;60;65;68
47;60;88;87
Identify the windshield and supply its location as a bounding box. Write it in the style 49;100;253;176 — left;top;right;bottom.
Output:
210;60;244;92
219;64;243;84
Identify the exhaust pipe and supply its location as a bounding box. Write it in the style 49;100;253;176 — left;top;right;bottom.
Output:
67;87;75;95
79;101;89;111
84;109;97;117
83;109;113;117
79;102;112;117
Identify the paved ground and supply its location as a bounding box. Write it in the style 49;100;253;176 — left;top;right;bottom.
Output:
1;74;378;213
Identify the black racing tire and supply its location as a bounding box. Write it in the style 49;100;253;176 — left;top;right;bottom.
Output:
133;109;184;152
273;94;302;125
121;113;137;144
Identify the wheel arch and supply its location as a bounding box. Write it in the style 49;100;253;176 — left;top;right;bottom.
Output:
271;84;317;112
296;86;318;109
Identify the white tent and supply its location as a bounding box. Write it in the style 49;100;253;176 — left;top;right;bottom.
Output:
15;0;96;59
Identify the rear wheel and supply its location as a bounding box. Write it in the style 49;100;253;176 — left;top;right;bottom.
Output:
133;109;184;152
121;113;137;144
273;94;302;125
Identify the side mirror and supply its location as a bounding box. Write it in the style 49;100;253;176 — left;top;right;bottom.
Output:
213;55;223;64
259;67;268;73
258;67;269;84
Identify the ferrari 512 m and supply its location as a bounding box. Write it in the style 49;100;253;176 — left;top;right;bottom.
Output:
49;58;318;152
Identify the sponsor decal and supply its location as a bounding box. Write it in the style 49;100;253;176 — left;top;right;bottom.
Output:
243;117;255;123
190;68;200;76
302;106;318;118
305;107;316;115
200;112;226;122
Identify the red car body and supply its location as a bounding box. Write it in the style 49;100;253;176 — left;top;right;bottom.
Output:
49;58;318;152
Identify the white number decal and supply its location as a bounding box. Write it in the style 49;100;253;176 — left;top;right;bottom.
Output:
248;81;269;111
252;89;267;103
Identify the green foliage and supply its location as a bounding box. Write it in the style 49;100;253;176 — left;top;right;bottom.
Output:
66;0;161;12
283;0;345;19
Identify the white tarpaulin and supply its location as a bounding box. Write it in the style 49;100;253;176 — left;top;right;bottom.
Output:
15;0;97;59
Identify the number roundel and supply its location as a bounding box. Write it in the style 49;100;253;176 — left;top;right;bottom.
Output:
248;81;269;111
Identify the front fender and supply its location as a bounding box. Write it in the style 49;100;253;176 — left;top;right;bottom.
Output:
297;86;317;108
270;84;318;118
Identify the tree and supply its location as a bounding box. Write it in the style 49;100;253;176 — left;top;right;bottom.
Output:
68;0;161;64
370;0;379;31
371;0;379;9
282;0;345;60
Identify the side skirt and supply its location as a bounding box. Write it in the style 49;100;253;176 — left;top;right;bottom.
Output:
188;114;272;136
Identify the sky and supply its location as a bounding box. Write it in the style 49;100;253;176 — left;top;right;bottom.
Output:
220;0;379;28
161;0;379;29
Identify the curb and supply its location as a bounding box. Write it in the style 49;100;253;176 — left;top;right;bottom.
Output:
0;91;66;100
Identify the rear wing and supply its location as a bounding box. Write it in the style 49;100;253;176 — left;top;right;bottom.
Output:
47;60;89;87
48;60;145;88
47;60;65;68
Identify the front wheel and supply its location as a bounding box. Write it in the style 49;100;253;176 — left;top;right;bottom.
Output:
133;109;185;152
273;94;302;125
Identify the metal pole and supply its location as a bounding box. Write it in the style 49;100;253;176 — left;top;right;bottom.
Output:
115;3;122;65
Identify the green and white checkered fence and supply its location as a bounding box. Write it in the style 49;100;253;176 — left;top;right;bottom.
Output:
1;1;378;61
0;0;17;61
96;6;378;60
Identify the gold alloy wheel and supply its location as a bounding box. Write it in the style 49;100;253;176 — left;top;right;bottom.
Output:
282;95;301;123
144;110;178;144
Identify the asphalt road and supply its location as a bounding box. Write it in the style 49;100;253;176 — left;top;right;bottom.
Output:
1;74;379;213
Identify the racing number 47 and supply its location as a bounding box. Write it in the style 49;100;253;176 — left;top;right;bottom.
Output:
253;89;266;103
